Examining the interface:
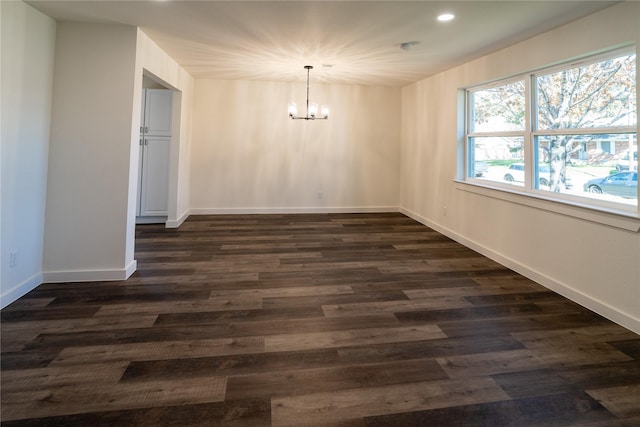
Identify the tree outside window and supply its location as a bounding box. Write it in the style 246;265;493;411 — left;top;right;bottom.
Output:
466;49;637;209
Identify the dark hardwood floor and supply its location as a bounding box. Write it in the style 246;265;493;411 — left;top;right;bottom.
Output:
2;213;639;426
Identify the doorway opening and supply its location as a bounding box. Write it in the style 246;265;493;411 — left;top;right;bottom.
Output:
136;73;179;225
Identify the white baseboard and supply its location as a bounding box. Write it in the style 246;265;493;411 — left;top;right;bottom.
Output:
43;260;137;283
189;206;400;215
400;207;640;335
0;272;43;309
166;210;190;228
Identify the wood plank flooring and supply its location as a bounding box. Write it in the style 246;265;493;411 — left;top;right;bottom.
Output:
2;213;639;426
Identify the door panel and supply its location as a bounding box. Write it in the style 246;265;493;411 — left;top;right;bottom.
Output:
143;89;172;137
140;136;170;216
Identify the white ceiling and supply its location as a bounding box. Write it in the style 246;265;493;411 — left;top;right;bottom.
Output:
26;0;619;87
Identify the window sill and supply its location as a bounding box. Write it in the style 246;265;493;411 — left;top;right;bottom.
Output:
454;180;640;232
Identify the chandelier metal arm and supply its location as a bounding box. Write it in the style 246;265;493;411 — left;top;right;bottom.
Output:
306;65;310;118
289;65;329;120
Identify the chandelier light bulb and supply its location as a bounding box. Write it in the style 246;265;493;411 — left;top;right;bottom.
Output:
321;104;330;119
288;102;298;118
309;102;318;118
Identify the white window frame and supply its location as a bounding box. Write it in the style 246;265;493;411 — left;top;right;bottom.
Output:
466;76;529;187
460;46;639;230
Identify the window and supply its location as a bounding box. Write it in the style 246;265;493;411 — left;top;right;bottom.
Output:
465;49;637;214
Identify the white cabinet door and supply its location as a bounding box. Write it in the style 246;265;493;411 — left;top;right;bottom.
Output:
143;89;172;137
139;136;170;216
138;88;172;219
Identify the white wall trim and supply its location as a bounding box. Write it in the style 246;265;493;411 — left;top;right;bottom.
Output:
166;209;190;228
400;207;640;335
0;273;43;309
190;206;400;215
455;181;640;232
124;260;137;279
43;260;137;284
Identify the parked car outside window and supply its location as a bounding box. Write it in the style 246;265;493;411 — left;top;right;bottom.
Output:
583;172;638;198
503;163;526;183
503;163;572;188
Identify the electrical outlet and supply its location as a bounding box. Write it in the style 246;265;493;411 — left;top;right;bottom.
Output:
9;251;18;268
317;192;323;200
443;206;447;216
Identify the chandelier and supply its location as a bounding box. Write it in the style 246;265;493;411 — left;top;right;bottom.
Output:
288;66;329;120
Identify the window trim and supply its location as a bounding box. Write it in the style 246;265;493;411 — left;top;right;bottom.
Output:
454;179;640;232
461;46;639;222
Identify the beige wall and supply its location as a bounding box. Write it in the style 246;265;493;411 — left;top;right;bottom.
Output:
1;11;194;300
191;80;400;212
0;1;56;307
400;2;640;333
42;24;194;281
43;23;139;281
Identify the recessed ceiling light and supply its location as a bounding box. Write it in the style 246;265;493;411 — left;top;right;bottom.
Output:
437;13;455;22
